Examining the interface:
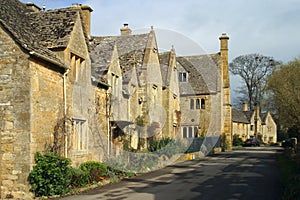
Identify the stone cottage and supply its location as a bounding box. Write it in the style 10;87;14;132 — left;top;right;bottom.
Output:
0;1;110;198
90;24;181;152
0;1;232;198
232;103;277;143
176;34;232;150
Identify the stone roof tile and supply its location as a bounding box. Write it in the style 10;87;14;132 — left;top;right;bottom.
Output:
27;8;78;49
232;108;250;124
0;0;67;68
90;33;150;86
177;54;222;95
90;37;115;84
159;52;171;87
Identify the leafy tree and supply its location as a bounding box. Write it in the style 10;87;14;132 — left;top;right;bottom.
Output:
230;53;278;109
268;57;300;137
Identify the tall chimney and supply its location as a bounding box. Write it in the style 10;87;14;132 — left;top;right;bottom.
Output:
80;5;93;40
219;33;230;88
243;102;248;111
120;24;132;36
25;2;41;12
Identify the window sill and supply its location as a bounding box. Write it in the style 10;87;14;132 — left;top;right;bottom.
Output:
72;150;88;156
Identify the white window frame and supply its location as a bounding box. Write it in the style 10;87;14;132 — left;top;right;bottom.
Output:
72;117;88;152
182;126;199;138
179;72;188;82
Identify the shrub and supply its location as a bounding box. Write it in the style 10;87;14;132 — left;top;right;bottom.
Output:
279;154;300;200
28;152;72;197
69;168;89;188
148;138;185;158
232;134;244;146
79;161;108;183
148;137;173;152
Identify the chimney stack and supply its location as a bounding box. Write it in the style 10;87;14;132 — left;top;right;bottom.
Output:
71;4;93;40
219;33;230;88
80;5;93;40
243;102;248;111
120;24;132;36
25;2;41;12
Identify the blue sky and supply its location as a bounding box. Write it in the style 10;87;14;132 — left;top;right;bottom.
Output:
21;0;300;101
23;0;300;63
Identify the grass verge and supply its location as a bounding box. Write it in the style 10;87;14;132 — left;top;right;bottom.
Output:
278;150;300;200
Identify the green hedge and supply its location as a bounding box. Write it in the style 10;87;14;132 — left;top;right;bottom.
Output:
28;152;72;197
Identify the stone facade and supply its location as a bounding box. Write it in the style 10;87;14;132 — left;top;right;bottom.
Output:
0;1;233;198
159;49;181;139
232;103;277;143
0;25;33;200
176;35;232;151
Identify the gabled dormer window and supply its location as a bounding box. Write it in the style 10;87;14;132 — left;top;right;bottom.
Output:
71;54;84;82
179;72;187;82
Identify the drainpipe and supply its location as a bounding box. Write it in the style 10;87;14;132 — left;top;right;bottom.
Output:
63;69;70;158
106;90;111;157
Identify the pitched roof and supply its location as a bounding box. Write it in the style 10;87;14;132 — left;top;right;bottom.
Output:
260;112;268;125
244;110;254;121
27;7;79;49
177;54;219;95
159;52;171;87
0;0;67;68
90;37;115;84
177;54;222;95
90;33;150;86
232;108;250;124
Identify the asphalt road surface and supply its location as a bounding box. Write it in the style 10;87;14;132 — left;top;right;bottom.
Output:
59;147;283;200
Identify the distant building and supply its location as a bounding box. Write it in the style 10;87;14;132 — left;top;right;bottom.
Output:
232;103;277;143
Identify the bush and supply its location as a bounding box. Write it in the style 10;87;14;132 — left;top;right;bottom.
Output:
232;134;244;146
148;137;185;158
148;137;173;152
69;168;89;188
79;161;108;183
28;152;72;197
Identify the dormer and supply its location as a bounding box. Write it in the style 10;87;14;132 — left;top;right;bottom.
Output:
178;71;188;82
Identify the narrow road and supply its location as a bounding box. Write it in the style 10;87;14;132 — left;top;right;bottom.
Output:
59;148;283;200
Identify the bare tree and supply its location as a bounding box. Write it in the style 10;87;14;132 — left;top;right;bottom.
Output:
229;53;278;110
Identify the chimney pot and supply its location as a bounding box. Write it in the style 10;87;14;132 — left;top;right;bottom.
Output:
120;23;132;36
243;102;249;111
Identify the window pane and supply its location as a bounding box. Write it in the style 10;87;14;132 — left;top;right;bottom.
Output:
189;127;193;138
183;127;187;138
194;127;198;138
190;99;194;109
179;72;182;82
196;99;200;109
201;99;205;109
179;72;187;82
73;119;87;151
182;73;187;82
